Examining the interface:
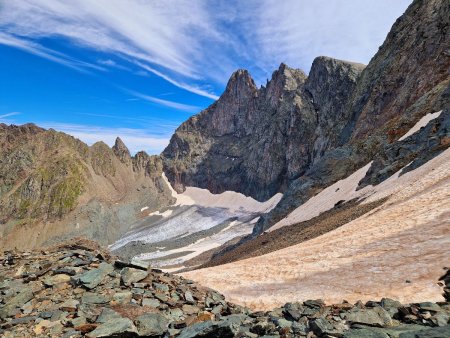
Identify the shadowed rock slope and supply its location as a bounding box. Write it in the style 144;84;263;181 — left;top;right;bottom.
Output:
0;126;173;250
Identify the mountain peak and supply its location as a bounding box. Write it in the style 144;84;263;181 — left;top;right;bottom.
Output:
112;136;131;163
223;69;258;99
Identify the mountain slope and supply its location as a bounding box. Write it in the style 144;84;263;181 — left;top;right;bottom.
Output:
0;125;173;249
182;148;450;310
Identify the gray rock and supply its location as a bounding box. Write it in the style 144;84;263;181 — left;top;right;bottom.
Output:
77;263;114;289
112;291;132;304
418;302;442;312
120;268;147;286
343;328;390;338
310;317;340;336
398;325;450;338
0;289;33;319
142;298;160;308
59;299;79;312
185;291;195;304
86;318;138;337
135;313;169;336
81;292;110;304
345;307;394;327
153;282;169;293
177;320;239;338
96;308;122;323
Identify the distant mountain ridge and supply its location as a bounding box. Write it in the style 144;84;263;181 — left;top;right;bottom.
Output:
0;125;173;249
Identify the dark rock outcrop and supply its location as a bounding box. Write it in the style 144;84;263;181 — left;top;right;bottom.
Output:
163;59;364;201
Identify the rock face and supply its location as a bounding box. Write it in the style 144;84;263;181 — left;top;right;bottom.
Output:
163;60;364;201
0;240;448;337
0;127;173;249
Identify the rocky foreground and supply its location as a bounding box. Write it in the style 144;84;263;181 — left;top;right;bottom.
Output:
0;239;449;337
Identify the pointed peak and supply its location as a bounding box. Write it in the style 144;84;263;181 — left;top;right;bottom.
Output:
223;69;258;98
112;136;131;162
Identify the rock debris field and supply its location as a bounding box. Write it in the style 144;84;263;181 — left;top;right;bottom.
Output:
1;239;450;337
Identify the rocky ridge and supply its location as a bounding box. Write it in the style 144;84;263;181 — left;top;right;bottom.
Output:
0;126;173;250
162;58;364;202
1;240;449;337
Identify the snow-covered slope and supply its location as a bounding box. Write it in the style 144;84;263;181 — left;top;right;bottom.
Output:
181;147;450;310
109;174;282;269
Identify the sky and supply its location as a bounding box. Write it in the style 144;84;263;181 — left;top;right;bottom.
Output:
0;0;412;154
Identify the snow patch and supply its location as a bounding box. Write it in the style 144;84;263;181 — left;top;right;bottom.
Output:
398;110;442;141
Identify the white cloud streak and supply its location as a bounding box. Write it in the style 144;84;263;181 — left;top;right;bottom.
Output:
126;90;201;113
0;112;21;119
0;0;412;97
0;32;104;73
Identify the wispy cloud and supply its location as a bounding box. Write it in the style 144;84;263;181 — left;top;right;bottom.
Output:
0;112;21;119
0;32;104;73
0;0;411;98
133;61;219;100
125;89;202;112
39;122;173;154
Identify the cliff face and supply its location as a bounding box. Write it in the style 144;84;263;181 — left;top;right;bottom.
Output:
0;126;173;249
163;60;364;201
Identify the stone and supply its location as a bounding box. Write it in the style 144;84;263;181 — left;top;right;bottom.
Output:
96;308;122;324
86;318;138;337
77;263;114;289
120;268;148;286
59;299;79;312
398;325;450;338
112;292;132;304
135;313;169;336
153;282;170;293
81;293;110;304
274;318;292;329
154;293;169;302
54;268;76;276
345;307;395;327
418;302;442;312
142;298;160;308
74;323;98;334
343;328;390;338
184;291;195;304
168;308;185;321
0;289;33;319
177;320;239;338
10;316;38;325
130;258;149;270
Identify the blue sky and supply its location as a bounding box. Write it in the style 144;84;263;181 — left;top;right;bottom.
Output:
0;0;411;154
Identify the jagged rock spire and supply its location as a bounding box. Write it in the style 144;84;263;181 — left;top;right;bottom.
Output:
112;137;131;163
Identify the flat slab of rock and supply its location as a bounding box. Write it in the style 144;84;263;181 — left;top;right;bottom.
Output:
345;307;394;327
86;318;138;337
120;267;148;286
77;263;114;289
135;313;169;336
